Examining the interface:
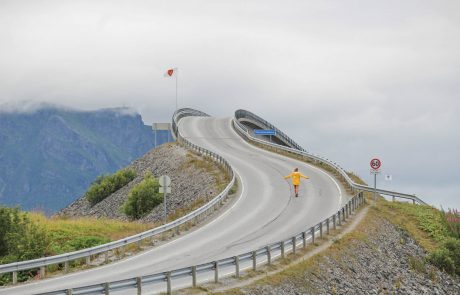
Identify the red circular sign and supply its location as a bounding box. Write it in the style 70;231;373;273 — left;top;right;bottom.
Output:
370;158;381;170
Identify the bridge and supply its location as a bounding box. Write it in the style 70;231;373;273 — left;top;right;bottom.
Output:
0;108;425;294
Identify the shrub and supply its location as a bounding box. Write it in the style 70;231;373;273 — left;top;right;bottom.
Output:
123;172;162;219
85;169;136;206
429;247;455;274
0;207;49;285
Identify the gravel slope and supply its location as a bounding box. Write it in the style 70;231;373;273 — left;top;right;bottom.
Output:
57;143;226;223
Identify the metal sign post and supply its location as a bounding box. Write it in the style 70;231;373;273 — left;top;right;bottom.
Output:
159;175;171;224
370;158;382;202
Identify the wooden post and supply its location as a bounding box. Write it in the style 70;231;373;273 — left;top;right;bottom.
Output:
252;251;257;271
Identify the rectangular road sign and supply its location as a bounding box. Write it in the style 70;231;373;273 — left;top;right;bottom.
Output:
159;187;171;193
254;129;276;136
370;169;381;175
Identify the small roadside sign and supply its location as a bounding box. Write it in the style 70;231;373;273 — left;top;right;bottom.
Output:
159;175;171;187
254;129;276;136
370;169;381;175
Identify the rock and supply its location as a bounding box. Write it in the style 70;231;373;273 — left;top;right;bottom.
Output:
56;143;227;223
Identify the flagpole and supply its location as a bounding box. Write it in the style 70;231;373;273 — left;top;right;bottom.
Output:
175;69;178;111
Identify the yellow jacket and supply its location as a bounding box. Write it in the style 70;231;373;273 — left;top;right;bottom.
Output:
284;172;309;185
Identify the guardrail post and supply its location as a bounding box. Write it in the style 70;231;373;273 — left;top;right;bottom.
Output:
166;272;171;295
281;241;285;259
12;271;17;285
319;222;323;239
137;240;141;250
392;196;395;202
104;282;110;295
311;227;315;244
342;208;346;222
345;204;348;219
349;201;352;215
266;246;272;265
333;215;336;230
86;255;91;266
136;277;142;295
40;266;45;279
252;251;257;271
66;289;72;295
235;256;240;277
292;237;296;254
64;260;69;273
326;218;330;235
412;199;416;205
214;261;219;283
302;232;306;248
192;266;197;287
105;251;109;264
121;245;125;258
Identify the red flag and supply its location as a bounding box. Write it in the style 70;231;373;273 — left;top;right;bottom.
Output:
164;68;177;77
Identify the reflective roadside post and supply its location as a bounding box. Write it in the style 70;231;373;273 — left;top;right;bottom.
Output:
159;175;172;224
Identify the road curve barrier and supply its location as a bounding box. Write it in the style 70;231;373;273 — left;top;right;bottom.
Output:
233;109;426;205
35;193;366;295
0;108;236;285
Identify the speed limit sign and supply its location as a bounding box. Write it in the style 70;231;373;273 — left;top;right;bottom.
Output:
370;158;381;170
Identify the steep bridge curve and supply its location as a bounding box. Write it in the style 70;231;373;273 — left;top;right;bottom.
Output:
0;108;421;294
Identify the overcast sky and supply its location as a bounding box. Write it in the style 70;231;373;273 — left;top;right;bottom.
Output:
1;0;459;208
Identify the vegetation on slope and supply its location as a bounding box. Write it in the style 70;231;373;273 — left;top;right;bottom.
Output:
123;172;162;219
85;168;136;206
0;206;151;285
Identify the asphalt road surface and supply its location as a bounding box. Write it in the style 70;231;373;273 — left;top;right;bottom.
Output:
1;116;350;295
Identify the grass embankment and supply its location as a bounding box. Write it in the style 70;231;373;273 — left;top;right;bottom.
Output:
29;213;152;254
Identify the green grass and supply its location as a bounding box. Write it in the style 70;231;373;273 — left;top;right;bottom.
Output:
29;212;152;255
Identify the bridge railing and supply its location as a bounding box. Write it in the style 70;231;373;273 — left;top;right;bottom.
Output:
0;108;236;285
36;191;366;295
233;110;426;205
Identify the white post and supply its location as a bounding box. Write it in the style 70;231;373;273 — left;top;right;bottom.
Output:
374;173;377;202
175;69;178;112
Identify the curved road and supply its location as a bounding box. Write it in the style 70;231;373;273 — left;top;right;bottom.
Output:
1;116;350;294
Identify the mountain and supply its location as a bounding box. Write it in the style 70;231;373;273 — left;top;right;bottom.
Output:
0;105;170;213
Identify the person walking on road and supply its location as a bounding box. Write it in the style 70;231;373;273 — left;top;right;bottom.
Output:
284;168;309;198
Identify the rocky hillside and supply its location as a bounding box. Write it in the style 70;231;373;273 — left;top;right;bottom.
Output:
0;105;170;213
225;202;460;295
58;143;228;223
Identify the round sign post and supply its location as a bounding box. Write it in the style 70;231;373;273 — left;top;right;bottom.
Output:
159;175;172;224
370;158;381;202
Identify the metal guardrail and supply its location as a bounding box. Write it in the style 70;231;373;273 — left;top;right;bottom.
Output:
233;110;426;205
36;189;366;295
0;108;236;285
235;109;306;152
11;108;424;295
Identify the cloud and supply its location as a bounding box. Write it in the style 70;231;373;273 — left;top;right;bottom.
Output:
0;0;459;207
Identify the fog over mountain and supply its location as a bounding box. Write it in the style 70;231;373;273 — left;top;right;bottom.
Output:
0;105;169;213
0;1;459;208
